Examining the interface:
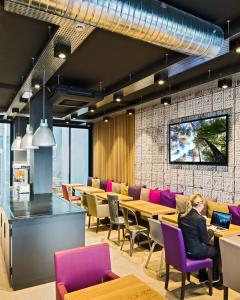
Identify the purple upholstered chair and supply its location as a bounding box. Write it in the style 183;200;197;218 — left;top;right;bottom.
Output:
161;223;213;300
54;243;119;300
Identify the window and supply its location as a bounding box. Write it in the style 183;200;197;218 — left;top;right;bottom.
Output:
52;126;89;188
0;123;10;193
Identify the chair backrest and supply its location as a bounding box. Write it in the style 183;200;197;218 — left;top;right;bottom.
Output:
54;243;112;293
148;218;164;246
220;236;240;293
87;177;93;187
62;184;69;201
161;222;187;272
100;180;107;191
86;194;98;217
81;193;88;209
108;195;119;223
121;207;138;230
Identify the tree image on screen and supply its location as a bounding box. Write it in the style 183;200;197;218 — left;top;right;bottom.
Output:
170;116;227;164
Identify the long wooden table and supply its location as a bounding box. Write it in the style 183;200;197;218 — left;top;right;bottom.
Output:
120;200;176;218
95;192;133;202
74;186;105;194
64;274;166;300
162;214;240;238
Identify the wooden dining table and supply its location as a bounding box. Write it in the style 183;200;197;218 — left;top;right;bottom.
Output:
95;192;133;202
162;214;240;238
64;274;167;300
74;186;105;194
120;200;176;218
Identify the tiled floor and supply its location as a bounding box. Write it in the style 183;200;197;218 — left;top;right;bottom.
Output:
0;218;240;300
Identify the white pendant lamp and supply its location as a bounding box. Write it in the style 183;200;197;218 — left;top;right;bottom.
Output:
21;96;39;150
32;71;56;147
11;116;25;151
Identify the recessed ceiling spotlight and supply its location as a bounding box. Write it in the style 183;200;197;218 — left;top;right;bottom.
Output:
103;116;110;123
32;78;42;90
19;97;29;104
126;109;135;116
12;108;20;114
89;105;96;113
54;43;71;59
218;78;232;89
113;91;124;103
75;22;86;31
154;70;168;85
71;113;78;120
22;91;33;99
161;96;171;106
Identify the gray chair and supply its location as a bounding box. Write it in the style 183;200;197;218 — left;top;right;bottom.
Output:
145;218;165;277
86;193;109;233
107;195;125;244
219;236;240;300
120;207;151;256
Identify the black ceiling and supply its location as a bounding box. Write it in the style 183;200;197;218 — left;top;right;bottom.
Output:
1;0;240;119
0;10;51;110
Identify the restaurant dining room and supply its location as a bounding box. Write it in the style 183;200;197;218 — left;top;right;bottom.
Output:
1;0;240;299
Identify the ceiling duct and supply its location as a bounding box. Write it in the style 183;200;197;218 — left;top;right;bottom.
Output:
6;0;224;58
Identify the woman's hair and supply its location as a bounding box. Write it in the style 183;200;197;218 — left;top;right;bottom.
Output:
190;193;204;207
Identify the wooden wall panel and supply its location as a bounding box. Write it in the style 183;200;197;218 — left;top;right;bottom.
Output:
93;114;135;185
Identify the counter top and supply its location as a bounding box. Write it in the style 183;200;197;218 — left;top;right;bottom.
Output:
1;189;85;221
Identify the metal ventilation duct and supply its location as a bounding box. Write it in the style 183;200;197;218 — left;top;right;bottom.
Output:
7;0;224;58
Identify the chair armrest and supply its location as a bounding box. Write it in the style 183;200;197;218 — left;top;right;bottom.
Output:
56;282;68;300
104;271;120;282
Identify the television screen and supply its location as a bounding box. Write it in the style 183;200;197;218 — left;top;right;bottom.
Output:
169;115;228;165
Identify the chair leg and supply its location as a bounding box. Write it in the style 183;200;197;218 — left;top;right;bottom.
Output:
159;248;165;278
165;263;170;290
145;242;156;268
208;268;213;296
88;215;91;228
180;273;186;300
120;233;126;251
224;286;228;300
117;225;120;244
130;235;135;257
96;218;100;233
107;223;112;239
187;272;191;282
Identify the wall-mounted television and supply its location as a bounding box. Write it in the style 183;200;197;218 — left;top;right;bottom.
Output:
169;115;228;165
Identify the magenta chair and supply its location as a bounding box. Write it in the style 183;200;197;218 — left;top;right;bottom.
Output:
54;243;119;300
161;223;213;300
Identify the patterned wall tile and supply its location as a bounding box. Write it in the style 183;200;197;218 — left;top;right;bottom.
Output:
212;91;223;111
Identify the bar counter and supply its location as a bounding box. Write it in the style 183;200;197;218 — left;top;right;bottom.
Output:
0;188;86;290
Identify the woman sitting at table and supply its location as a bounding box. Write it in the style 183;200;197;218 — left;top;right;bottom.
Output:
178;194;220;284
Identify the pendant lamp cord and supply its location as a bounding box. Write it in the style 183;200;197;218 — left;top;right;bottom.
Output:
43;70;46;120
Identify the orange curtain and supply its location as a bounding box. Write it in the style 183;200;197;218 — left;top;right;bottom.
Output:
93;114;135;185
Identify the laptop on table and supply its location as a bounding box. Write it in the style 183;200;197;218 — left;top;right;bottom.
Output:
209;211;232;232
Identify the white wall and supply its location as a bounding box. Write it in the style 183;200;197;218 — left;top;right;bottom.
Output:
135;83;240;203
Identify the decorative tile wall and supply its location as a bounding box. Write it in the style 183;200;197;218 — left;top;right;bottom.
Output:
135;84;240;203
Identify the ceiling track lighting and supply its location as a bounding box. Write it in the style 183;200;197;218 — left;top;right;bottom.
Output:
32;78;42;90
103;116;110;123
89;105;96;113
161;96;171;106
22;91;33;99
218;78;232;89
19;97;28;104
12;108;20;114
54;43;71;59
154;70;168;85
126;109;135;116
113;91;124;103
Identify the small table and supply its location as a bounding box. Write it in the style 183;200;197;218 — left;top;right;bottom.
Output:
120;200;176;218
162;214;240;238
96;192;133;202
74;186;105;194
64;274;166;300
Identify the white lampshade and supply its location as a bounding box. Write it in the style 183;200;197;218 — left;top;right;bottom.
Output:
32;119;56;147
11;136;25;151
21;125;39;150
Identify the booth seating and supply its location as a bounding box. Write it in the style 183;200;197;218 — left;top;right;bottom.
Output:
54;243;119;300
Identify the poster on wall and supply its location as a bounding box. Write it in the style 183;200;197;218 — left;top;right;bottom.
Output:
169;115;228;165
